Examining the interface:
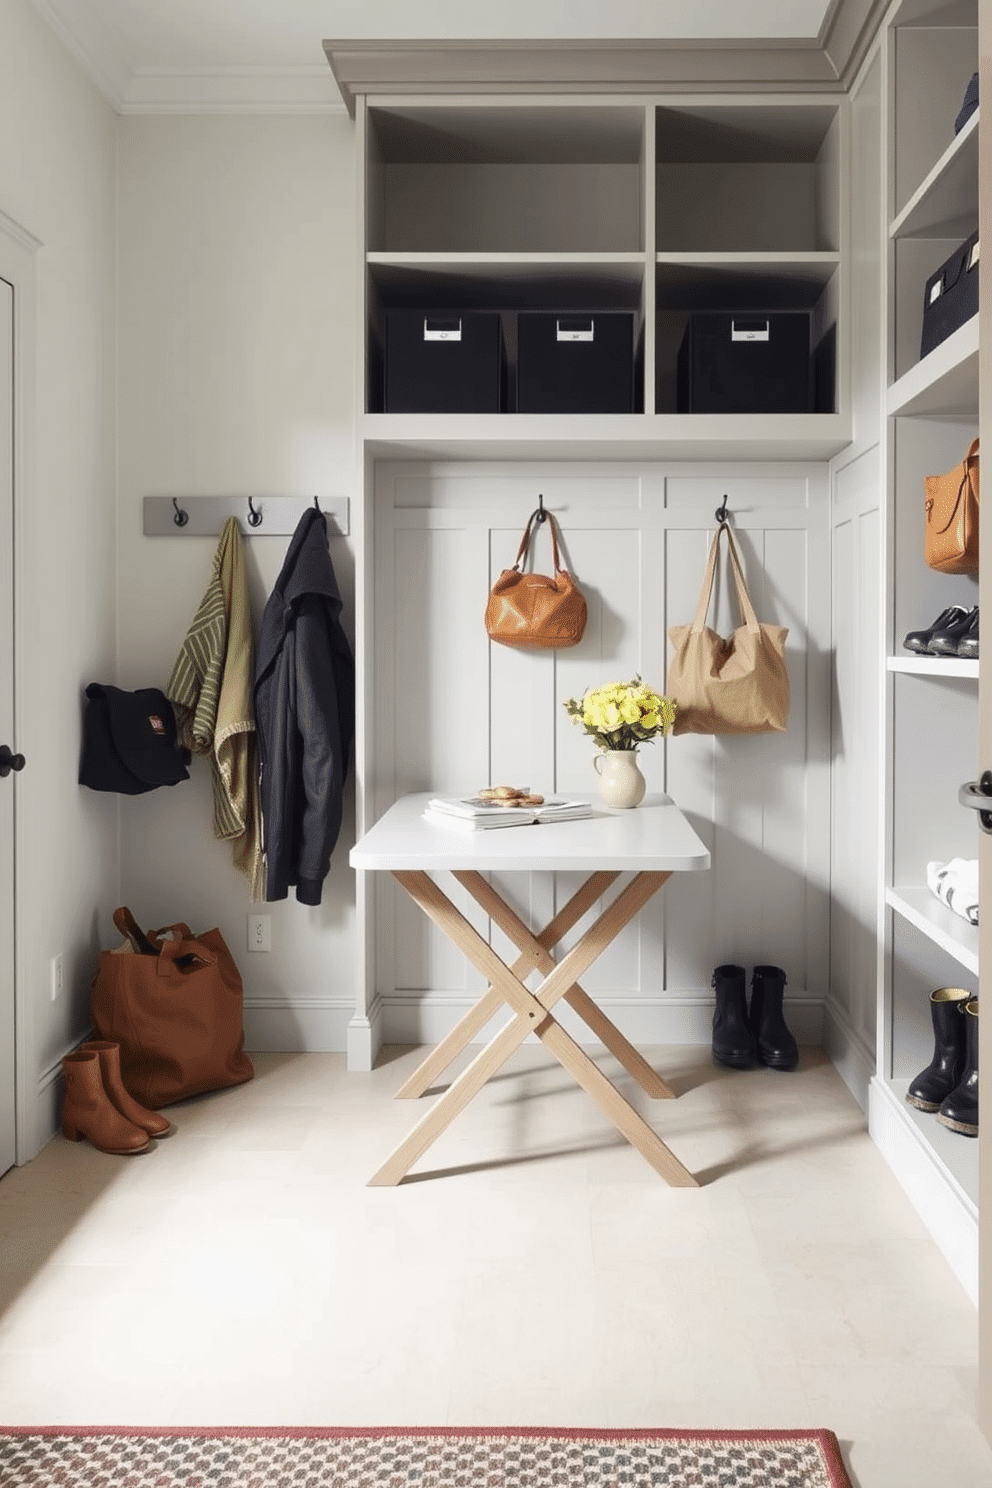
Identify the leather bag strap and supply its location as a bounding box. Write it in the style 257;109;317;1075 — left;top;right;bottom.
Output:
155;936;219;975
112;906;156;956
512;508;564;575
147;922;195;949
690;523;761;635
931;442;981;536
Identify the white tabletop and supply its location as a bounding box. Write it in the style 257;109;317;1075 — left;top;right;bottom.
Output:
350;792;711;873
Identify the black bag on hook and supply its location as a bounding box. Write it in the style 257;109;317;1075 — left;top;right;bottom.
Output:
79;684;191;795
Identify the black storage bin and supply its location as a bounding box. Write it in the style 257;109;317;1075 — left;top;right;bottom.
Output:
517;313;634;414
385;311;507;413
920;231;979;360
677;313;812;414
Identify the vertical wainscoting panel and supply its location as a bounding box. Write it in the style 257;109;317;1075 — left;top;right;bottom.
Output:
829;446;881;1100
372;460;830;1048
663;472;829;1041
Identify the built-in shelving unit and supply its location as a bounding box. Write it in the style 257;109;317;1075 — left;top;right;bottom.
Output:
360;94;848;449
348;84;852;1076
872;0;979;1298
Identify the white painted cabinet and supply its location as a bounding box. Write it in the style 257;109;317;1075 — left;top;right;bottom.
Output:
868;0;980;1299
347;46;984;1303
350;93;846;1069
358;96;849;459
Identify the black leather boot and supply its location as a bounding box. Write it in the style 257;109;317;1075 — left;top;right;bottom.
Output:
937;998;978;1137
906;987;970;1112
749;966;799;1070
902;604;968;653
711;964;755;1069
929;605;979;656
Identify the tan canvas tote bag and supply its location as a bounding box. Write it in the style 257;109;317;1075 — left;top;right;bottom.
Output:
667;522;790;736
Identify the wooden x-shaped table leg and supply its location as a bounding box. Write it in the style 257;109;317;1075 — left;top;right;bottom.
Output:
368;868;697;1188
394;870;670;1103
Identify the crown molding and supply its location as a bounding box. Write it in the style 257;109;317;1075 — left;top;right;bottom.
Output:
27;0;345;114
29;0;890;117
118;67;343;116
323;0;891;116
28;0;133;110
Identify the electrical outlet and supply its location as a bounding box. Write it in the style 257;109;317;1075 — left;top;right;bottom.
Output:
247;914;271;953
51;954;63;1002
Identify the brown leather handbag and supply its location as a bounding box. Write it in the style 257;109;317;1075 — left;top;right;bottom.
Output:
485;505;587;649
667;522;790;736
925;438;979;574
90;907;253;1108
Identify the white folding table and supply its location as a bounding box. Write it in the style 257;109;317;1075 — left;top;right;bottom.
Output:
350;792;710;1186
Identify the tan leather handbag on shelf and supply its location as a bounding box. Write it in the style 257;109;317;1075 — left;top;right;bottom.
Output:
667;521;790;736
485;503;587;649
925;437;979;574
89;907;254;1108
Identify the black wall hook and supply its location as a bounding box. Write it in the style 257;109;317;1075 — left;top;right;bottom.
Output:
536;493;546;523
172;498;189;528
247;497;263;528
715;494;731;525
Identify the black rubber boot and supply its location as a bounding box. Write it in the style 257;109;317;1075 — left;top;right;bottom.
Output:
711;964;755;1069
937;998;979;1137
906;987;971;1112
749;966;798;1071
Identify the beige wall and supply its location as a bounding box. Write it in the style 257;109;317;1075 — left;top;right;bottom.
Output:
116;115;359;1051
0;0;119;1154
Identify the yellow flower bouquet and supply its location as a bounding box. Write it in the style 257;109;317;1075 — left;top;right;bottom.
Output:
563;677;676;752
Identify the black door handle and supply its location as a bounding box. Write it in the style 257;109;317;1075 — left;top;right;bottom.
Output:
0;745;25;779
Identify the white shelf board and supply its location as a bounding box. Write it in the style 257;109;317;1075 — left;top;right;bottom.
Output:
878;1074;979;1210
890;109;979;240
888;654;979;678
655;253;840;309
368;252;646;279
886;884;979;975
886;314;979;418
655;251;839;273
360;412;852;462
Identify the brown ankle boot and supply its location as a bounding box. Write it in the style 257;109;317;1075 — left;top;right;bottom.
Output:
61;1051;152;1155
79;1041;173;1139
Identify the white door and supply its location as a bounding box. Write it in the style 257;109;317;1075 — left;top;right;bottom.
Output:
0;275;15;1178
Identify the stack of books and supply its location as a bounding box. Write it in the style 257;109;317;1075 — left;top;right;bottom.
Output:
424;794;593;832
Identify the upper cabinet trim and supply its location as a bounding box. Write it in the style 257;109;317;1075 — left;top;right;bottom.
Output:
323;0;891;118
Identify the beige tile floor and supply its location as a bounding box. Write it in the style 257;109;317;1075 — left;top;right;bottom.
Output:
1;1044;991;1488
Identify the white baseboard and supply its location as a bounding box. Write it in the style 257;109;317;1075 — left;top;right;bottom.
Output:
868;1074;978;1305
347;994;384;1071
373;992;824;1054
824;1001;875;1114
242;999;354;1054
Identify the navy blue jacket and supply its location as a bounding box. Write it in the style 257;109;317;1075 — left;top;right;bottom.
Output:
254;509;355;904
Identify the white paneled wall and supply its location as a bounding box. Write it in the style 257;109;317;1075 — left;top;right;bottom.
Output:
367;459;831;1049
829;445;882;1101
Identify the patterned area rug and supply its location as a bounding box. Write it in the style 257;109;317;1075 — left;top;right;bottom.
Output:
0;1425;852;1487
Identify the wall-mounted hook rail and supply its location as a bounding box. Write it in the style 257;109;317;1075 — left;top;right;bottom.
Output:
143;494;350;539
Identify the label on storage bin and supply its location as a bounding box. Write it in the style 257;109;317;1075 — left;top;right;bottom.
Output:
557;318;595;342
731;320;770;342
424;318;462;342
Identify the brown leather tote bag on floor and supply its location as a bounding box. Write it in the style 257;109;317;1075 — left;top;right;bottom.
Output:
90;907;253;1108
667;522;790;736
